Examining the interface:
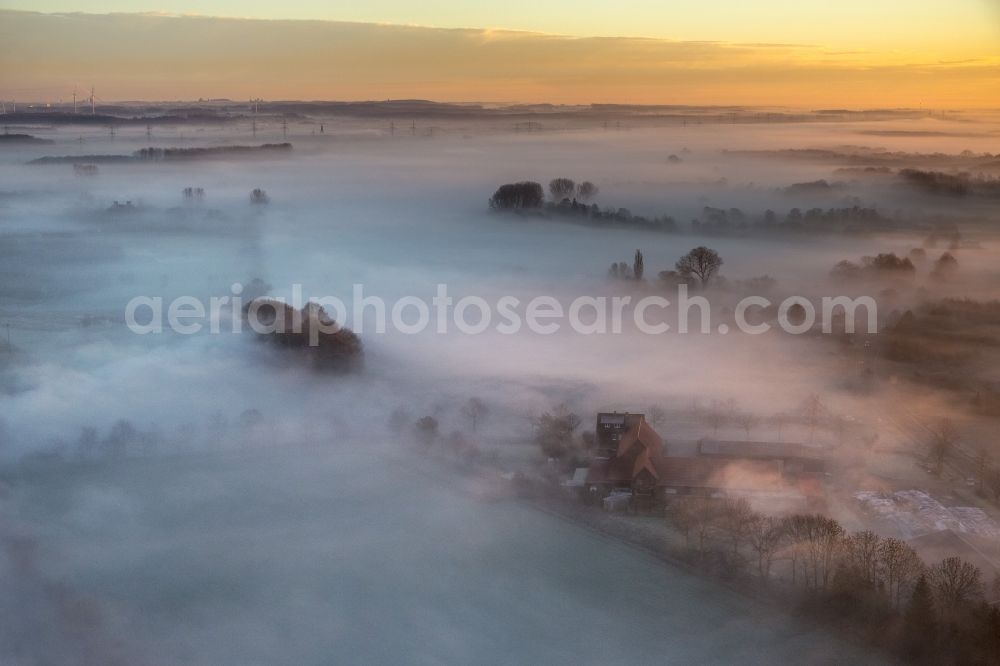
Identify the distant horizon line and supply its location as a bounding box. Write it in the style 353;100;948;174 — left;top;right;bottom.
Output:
4;8;997;109
4;99;994;113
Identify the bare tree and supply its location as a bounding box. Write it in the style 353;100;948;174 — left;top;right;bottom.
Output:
735;412;761;440
671;497;724;558
414;416;440;447
747;515;786;581
810;518;845;592
548;178;576;201
675;246;723;287
784;514;844;591
844;530;881;587
691;499;726;559
878;537;924;609
668;498;698;548
576;181;598;202
702;399;733;437
462;397;489;433
718;497;755;555
703;409;726;437
929;418;959;476
534;405;582;460
633;249;644;281
928;556;982;622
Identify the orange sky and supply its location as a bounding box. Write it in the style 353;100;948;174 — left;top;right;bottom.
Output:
1;9;998;107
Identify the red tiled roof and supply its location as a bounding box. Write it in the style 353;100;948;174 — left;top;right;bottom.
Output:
615;416;663;458
587;414;665;486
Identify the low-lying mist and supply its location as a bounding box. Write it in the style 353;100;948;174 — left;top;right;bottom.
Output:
1;109;998;663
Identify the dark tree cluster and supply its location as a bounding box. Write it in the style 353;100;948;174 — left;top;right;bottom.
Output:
607;246;723;287
489;181;545;210
461;397;490;432
832;248;960;289
489;183;908;237
133;143;292;161
726;146;1000;170
387;402;486;467
533;405;586;463
490;179;675;231
550;198;678;232
608;250;645;281
665;499;999;663
831;253;916;281
782;179;835;195
576;181;598;201
547;178;599;202
548;178;576;201
488;176;972;262
693;206;750;233
689;394;847;444
0;133;52;144
899;168;1000;198
929;252;959;281
106;200;138;214
695;205;893;236
878;299;999;396
923;227;962;249
607;246;726;288
608;261;632;280
247;299;363;371
414;416;440;447
900;168;972;196
71;419;163;460
867;253;917;272
674;246;723;287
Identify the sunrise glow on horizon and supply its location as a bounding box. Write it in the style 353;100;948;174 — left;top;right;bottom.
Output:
1;1;998;106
